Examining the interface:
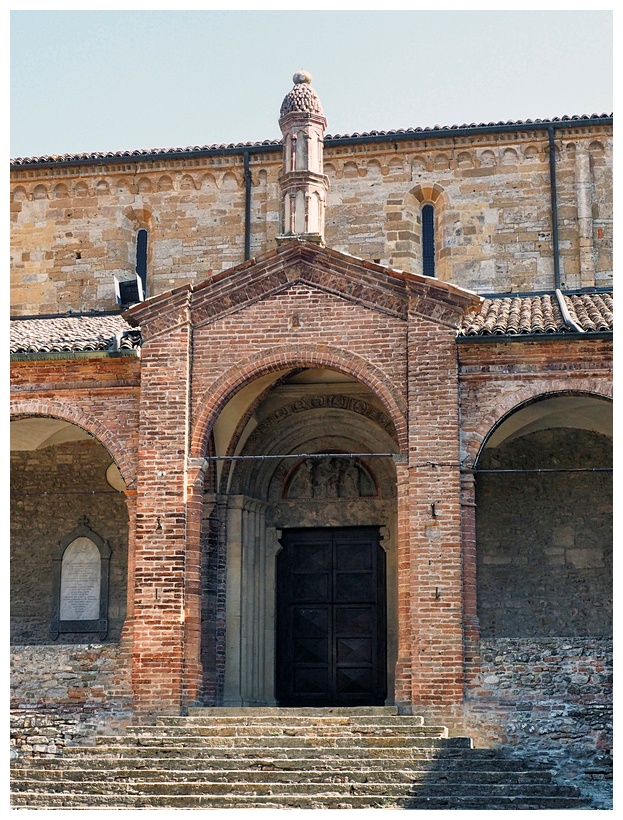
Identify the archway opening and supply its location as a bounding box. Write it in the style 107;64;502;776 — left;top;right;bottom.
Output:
474;394;612;638
10;416;129;645
199;367;400;707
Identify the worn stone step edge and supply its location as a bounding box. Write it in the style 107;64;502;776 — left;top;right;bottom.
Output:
9;793;591;810
11;754;541;772
9;781;585;799
186;706;399;717
155;716;426;727
11;767;556;784
33;747;516;763
90;736;472;749
122;726;449;739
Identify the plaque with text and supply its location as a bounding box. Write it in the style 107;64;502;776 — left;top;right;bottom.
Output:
50;523;111;640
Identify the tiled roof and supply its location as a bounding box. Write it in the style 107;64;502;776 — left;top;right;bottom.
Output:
564;293;613;332
459;292;613;337
10;114;612;167
10;314;141;354
9;292;611;353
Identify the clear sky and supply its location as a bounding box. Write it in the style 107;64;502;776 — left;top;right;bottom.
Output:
9;6;613;160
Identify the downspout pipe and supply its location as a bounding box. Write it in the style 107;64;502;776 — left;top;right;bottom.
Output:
243;150;252;261
555;288;585;333
548;126;562;291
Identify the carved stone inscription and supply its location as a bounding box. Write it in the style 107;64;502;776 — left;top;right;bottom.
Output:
287;457;375;499
60;537;101;621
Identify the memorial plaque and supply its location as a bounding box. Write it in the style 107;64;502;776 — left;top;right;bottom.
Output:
59;537;101;621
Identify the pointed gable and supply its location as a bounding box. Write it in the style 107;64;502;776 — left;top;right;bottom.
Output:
125;239;481;338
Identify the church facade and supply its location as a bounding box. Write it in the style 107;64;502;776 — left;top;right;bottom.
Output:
10;74;612;792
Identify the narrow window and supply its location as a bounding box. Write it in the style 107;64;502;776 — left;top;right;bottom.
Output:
136;228;148;297
422;204;435;277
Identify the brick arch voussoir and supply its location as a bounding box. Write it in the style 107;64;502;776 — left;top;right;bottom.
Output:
466;381;613;467
10;398;136;489
191;344;408;459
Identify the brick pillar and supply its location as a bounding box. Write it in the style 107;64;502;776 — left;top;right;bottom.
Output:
394;459;412;707
406;315;464;706
119;488;137;650
460;470;481;688
128;289;201;713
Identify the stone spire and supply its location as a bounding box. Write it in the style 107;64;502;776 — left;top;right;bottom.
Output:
277;71;329;245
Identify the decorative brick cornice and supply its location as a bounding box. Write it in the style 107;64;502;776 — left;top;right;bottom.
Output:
124;285;192;342
183;241;480;329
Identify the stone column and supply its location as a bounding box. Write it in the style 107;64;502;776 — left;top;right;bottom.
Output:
223;496;244;706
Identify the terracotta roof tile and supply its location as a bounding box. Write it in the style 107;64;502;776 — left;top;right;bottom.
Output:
564;293;613;333
10;291;611;353
10;314;141;354
459;292;612;337
10;114;612;167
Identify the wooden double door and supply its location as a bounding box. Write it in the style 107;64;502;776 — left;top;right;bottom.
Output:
276;527;387;707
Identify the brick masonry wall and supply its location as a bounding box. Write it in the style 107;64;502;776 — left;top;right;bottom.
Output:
10;129;612;315
457;338;613;467
10;356;141;488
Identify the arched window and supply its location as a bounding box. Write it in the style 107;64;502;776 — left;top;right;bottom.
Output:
136;228;148;297
421;204;435;277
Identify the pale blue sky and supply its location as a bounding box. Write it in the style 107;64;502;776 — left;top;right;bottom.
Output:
10;8;613;160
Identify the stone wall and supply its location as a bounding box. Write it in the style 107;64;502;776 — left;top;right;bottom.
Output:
469;638;612;807
476;428;612;638
10;643;133;758
412;637;612;807
10;128;612;316
10;438;129;643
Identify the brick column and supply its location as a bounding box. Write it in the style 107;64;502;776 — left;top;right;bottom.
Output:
127;289;200;713
406;313;465;706
394;459;412;707
119;488;137;651
460;470;481;688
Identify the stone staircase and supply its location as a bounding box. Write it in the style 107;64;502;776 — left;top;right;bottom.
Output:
11;707;592;809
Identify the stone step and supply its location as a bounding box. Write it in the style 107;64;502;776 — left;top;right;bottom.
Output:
155;714;427;728
47;746;517;764
186;706;399;716
12;753;543;772
10;778;584;799
91;735;471;750
122;725;449;739
9;792;591;810
11;766;556;785
10;709;594;810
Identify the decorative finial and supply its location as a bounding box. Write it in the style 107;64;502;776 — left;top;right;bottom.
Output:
293;70;312;85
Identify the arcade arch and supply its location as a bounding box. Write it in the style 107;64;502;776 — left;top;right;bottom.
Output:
10;416;130;645
474;393;612;639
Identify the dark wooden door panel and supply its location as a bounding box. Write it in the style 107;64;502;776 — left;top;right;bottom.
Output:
276;527;386;707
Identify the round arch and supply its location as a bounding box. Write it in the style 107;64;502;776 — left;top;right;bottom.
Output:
190;344;408;460
462;381;613;468
9;398;136;489
473;389;612;640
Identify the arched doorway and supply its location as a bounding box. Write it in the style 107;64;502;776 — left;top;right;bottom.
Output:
200;367;399;707
474;394;612;638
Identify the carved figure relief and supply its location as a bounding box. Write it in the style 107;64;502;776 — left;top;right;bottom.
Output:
286;457;376;499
